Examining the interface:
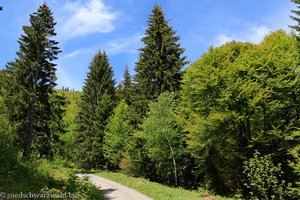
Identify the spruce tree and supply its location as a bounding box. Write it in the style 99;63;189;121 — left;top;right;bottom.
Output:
128;4;187;178
117;65;133;104
6;3;61;159
133;4;187;116
76;51;116;169
291;0;300;44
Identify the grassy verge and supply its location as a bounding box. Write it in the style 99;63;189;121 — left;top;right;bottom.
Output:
0;159;103;200
96;171;233;200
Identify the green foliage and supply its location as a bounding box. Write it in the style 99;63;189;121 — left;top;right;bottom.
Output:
48;91;67;157
1;159;103;200
2;2;300;198
289;2;300;196
0;102;18;182
117;66;133;104
179;30;300;194
129;4;188;181
76;51;116;169
289;145;300;196
56;90;81;164
141;92;186;186
179;41;254;193
0;118;15;168
133;4;187;116
103;100;132;170
243;151;293;200
5;3;62;159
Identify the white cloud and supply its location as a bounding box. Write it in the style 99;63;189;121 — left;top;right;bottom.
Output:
215;35;233;46
61;33;143;59
214;25;271;46
62;48;95;59
247;26;271;43
105;33;143;55
56;33;143;90
59;0;118;40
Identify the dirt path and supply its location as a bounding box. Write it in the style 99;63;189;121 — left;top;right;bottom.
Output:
77;174;153;200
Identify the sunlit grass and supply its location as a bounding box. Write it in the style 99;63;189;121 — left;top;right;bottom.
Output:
95;171;233;200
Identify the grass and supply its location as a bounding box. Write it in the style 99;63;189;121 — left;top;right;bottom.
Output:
95;171;233;200
0;159;104;200
1;156;235;200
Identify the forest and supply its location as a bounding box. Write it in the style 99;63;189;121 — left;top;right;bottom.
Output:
1;1;300;200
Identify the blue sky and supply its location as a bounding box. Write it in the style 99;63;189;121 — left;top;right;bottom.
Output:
0;0;294;90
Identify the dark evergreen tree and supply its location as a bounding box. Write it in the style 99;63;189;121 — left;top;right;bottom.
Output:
128;4;187;179
117;65;133;104
6;3;61;159
76;51;116;169
290;0;300;44
49;92;66;156
133;4;187;116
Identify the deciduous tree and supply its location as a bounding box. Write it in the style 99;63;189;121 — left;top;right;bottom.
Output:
179;31;300;194
103;100;131;170
142;92;186;186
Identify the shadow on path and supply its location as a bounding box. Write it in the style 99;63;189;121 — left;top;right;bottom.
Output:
101;188;117;200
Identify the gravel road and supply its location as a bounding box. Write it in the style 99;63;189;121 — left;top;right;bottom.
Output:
77;174;153;200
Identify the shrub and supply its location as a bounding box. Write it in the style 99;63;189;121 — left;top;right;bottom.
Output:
243;151;293;199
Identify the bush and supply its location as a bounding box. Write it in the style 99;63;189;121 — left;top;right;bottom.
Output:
289;145;300;197
243;151;293;199
0;114;18;181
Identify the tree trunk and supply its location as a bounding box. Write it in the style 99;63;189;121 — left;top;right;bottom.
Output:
164;131;178;186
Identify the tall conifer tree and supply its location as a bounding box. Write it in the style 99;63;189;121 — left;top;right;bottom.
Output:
291;0;300;44
117;66;132;104
133;4;187;116
6;3;61;159
128;4;187;179
76;51;116;169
